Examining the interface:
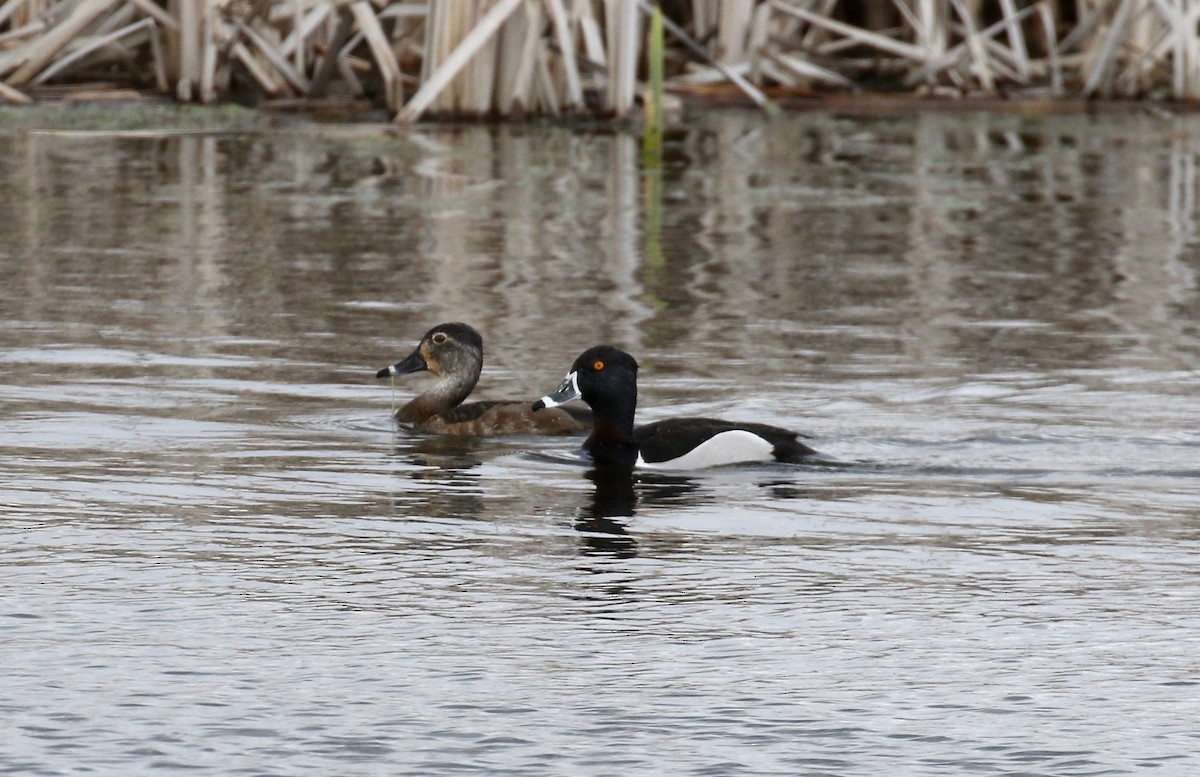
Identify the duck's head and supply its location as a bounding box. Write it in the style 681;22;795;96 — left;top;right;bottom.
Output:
533;345;638;416
376;322;484;384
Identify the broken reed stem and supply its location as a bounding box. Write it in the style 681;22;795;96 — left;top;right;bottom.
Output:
7;0;114;86
33;16;155;84
0;0;30;31
0;78;32;103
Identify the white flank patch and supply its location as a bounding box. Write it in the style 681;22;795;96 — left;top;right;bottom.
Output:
636;430;775;470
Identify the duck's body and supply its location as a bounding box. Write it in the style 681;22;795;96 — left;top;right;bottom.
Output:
533;345;820;468
629;417;817;469
377;323;590;436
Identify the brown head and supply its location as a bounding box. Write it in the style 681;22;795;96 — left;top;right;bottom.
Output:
375;323;484;423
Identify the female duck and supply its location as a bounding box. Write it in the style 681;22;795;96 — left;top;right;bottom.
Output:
533;345;821;468
376;322;589;436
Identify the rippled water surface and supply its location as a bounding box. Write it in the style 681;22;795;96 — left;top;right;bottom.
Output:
3;109;1199;775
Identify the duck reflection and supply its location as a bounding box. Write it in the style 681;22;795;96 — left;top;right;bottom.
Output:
574;467;638;557
388;433;487;521
399;433;488;470
574;466;708;557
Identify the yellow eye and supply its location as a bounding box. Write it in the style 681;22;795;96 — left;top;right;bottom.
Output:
592;360;605;371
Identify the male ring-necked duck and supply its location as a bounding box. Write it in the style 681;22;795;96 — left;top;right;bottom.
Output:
376;322;590;436
532;345;821;468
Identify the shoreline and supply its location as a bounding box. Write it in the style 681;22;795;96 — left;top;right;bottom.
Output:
4;84;1200;136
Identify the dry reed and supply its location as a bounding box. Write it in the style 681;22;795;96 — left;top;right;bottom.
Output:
3;2;1200;115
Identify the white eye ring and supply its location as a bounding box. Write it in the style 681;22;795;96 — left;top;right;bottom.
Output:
432;332;448;345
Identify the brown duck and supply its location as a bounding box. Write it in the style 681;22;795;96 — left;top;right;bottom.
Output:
376;322;590;436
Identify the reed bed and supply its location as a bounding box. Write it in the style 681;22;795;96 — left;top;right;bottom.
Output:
2;1;1200;117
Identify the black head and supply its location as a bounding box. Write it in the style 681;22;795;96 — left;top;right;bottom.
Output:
534;345;638;418
569;346;638;405
376;322;484;380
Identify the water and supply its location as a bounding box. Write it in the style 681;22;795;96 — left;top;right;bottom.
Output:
2;109;1199;775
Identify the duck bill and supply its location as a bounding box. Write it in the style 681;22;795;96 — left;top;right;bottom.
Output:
375;348;427;379
532;371;580;411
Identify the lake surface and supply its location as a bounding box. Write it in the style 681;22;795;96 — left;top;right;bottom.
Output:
2;107;1199;775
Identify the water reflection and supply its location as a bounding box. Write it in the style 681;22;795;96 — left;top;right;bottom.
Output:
568;440;925;558
385;433;486;521
3;114;1198;390
395;432;488;470
574;467;718;557
574;467;639;557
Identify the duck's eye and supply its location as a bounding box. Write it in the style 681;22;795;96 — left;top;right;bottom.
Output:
432;332;448;345
592;360;605;371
